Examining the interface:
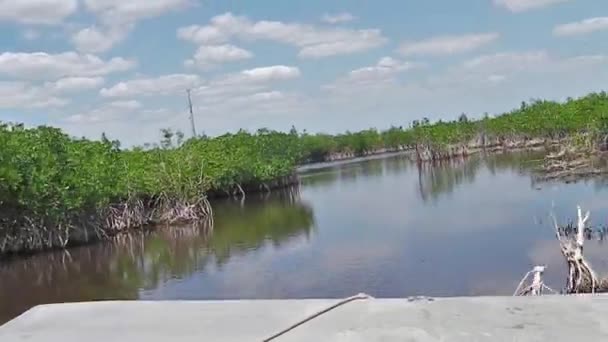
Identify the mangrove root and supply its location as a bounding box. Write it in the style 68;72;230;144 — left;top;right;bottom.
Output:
514;265;556;296
552;206;608;294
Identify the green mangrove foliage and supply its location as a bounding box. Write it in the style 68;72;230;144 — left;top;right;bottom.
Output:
0;125;302;254
299;92;608;162
3;91;608;254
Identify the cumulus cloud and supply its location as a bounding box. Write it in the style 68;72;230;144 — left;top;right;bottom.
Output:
184;44;253;69
0;82;69;109
321;12;357;24
177;12;386;58
72;0;192;52
100;74;202;98
0;0;77;25
108;100;143;110
45;76;105;93
553;17;608;37
462;51;550;72
398;33;499;56
183;66;303;115
185;65;300;107
71;26;130;53
0;52;135;81
493;0;570;12
325;57;422;91
83;0;192;25
239;65;301;82
461;51;608;75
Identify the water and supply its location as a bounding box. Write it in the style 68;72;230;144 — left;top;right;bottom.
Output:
3;151;608;324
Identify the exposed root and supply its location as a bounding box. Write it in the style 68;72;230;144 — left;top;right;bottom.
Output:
0;194;215;255
514;266;556;296
157;196;213;225
516;205;608;296
537;141;608;182
550;206;606;293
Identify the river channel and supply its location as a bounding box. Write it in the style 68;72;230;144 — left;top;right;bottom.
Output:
3;151;608;324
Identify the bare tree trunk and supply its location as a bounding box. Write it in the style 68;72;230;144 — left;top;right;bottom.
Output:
552;205;600;294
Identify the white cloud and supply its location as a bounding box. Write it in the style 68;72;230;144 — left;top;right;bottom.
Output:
321;12;357;24
63;104;176;127
0;82;69;109
71;26;130;53
461;51;608;76
0;52;136;81
75;0;192;52
398;33;499;56
318;50;608;132
325;57;421;92
108;100;142;109
463;51;550;72
46;76;105;93
100;74;202;98
350;57;421;78
249;91;284;101
177;12;386;58
239;65;301;82
184;44;253;69
0;0;77;25
83;0;192;25
400;51;607;92
189;65;301;105
553;17;608;37
493;0;570;12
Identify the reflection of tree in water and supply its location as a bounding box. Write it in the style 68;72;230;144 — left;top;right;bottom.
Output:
485;150;544;177
417;151;545;202
0;187;314;325
303;159;392;189
417;157;481;203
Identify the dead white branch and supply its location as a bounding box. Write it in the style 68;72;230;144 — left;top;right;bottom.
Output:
552;205;599;294
514;265;547;296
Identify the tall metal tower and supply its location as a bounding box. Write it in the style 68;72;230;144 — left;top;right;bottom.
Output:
186;89;197;138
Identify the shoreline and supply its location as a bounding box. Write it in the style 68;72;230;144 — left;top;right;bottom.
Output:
0;137;596;257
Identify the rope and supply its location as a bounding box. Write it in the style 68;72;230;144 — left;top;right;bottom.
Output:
261;293;374;341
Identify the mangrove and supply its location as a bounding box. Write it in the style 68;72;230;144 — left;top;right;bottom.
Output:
3;91;608;254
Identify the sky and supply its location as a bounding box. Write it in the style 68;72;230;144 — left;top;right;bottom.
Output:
1;0;608;146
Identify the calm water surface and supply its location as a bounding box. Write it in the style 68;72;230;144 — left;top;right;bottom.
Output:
3;151;608;324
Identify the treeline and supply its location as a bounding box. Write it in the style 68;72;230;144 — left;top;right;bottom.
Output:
2;91;608;254
0;125;302;254
298;91;608;160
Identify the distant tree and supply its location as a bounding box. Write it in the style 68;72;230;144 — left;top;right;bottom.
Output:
289;125;298;136
458;113;469;123
176;130;185;146
422;117;430;125
160;128;174;149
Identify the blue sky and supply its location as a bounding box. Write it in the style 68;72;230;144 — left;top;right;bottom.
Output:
1;0;608;146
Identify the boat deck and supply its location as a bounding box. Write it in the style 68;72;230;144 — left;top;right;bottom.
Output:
2;295;608;341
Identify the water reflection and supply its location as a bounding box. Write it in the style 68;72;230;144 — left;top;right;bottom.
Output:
416;151;545;202
0;188;314;324
3;151;608;326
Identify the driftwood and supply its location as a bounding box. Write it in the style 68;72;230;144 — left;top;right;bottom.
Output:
513;266;556;296
516;205;608;296
551;206;603;293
